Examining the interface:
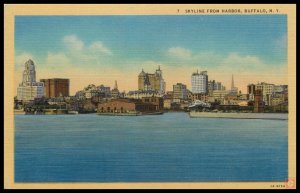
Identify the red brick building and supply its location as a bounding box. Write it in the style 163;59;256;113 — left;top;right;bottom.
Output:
97;98;156;113
40;78;70;98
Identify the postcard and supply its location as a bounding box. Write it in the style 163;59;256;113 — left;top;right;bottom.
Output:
4;4;296;189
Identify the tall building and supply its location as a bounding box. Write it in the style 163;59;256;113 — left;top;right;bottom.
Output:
253;90;264;113
247;84;256;101
255;82;274;106
40;78;70;98
17;59;44;101
191;70;208;94
138;66;166;93
230;74;238;95
173;83;187;100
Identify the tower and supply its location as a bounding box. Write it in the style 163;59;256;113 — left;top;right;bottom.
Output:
114;80;118;90
231;74;234;91
17;59;44;101
22;59;36;85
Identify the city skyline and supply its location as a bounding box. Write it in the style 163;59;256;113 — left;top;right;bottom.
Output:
14;15;288;95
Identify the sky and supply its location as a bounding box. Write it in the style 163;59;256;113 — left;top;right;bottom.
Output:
14;15;287;95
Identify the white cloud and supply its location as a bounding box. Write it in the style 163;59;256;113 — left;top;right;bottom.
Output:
89;41;112;55
45;52;71;69
63;34;84;51
167;47;192;59
221;52;263;71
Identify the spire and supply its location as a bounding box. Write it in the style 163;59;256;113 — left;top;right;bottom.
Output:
231;74;234;90
114;80;118;90
158;65;160;70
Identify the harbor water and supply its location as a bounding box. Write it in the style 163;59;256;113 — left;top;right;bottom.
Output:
14;112;288;182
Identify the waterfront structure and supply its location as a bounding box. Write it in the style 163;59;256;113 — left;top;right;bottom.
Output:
191;70;208;94
173;83;187;100
138;66;166;93
40;78;69;98
17;59;44;101
97;98;157;114
141;96;164;110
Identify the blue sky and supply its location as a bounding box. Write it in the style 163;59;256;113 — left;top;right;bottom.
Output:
14;15;287;94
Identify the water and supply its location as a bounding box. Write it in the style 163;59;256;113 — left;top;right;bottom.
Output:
14;112;288;182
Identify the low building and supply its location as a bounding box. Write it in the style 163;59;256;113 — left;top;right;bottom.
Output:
97;98;157;113
163;98;172;109
125;90;164;99
141;96;163;110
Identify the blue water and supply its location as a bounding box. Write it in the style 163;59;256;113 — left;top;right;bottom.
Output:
14;112;288;182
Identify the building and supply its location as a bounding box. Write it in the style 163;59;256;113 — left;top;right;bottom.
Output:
191;70;208;94
40;78;69;98
97;85;111;97
230;75;238;95
212;90;230;104
173;83;187;100
208;80;224;96
141;96;164;110
214;82;223;90
255;82;275;106
138;66;166;93
253;90;264;113
97;98;157;113
111;80;120;98
247;84;256;101
124;90;164;99
17;59;44;101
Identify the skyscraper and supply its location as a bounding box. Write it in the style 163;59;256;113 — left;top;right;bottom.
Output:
191;70;208;94
40;78;70;98
17;59;44;101
230;74;238;95
138;66;166;93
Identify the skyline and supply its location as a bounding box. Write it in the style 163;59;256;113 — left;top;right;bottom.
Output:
14;15;288;95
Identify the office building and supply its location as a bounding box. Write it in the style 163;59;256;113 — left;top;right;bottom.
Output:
17;59;44;101
191;70;208;94
40;78;70;98
138;66;166;93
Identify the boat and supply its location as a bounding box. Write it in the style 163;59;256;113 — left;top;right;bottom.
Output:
189;111;288;120
188;100;211;108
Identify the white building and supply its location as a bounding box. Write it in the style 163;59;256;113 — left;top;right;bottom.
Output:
17;59;44;101
191;70;208;94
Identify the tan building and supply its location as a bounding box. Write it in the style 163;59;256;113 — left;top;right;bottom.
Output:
138;66;165;92
173;83;187;100
40;78;69;98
